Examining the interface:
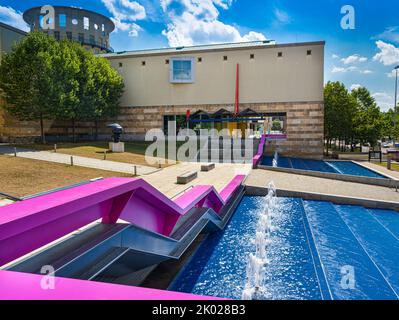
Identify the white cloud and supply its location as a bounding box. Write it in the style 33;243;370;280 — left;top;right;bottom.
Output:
0;6;29;31
360;69;373;74
332;66;357;74
340;54;368;65
350;84;363;91
161;0;267;47
102;0;146;36
373;40;399;66
387;69;399;78
111;18;142;36
372;27;399;44
273;8;291;25
332;54;340;59
372;92;394;111
102;0;146;20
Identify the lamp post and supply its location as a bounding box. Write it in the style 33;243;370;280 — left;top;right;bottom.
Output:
394;65;399;147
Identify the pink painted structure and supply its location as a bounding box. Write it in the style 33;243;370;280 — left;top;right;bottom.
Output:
252;134;288;168
0;270;223;300
252;134;267;168
0;175;245;300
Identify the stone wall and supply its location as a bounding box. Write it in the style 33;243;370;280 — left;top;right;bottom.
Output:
114;101;324;158
0;101;324;158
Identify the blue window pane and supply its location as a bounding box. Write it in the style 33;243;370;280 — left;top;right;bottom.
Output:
59;14;66;27
172;60;192;81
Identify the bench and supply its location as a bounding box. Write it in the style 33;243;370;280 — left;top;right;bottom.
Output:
201;163;215;172
177;171;198;184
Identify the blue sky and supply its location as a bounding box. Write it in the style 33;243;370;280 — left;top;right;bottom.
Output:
1;0;399;111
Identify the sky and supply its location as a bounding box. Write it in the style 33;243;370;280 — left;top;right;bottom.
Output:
1;0;399;111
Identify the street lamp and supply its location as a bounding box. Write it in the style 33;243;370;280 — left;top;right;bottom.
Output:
394;65;399;147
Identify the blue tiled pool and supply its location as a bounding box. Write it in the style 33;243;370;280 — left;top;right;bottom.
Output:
261;156;387;179
170;196;399;300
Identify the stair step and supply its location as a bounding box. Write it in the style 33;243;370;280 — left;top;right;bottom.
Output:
74;247;130;280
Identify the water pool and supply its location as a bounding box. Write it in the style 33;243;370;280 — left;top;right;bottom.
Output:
261;156;387;179
170;196;399;300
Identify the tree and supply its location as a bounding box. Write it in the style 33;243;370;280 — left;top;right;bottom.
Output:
88;55;124;140
351;87;383;147
54;41;124;142
271;120;282;131
324;81;356;154
0;32;60;143
381;108;399;141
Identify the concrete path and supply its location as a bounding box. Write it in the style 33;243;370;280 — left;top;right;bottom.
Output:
143;162;252;198
246;169;399;203
355;161;399;180
0;145;158;175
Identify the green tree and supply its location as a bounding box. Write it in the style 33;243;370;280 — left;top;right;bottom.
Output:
324;81;356;154
88;56;124;140
271;120;282;131
55;41;124;142
351;87;383;147
0;32;60;143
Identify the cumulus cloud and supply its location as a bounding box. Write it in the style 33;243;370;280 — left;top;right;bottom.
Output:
0;6;29;31
350;84;363;91
331;66;357;74
102;0;146;36
332;54;340;59
161;0;267;47
372;92;394;111
273;8;291;26
340;54;368;65
372;27;399;44
373;40;399;66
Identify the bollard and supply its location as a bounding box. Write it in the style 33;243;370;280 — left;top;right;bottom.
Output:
158;161;162;169
103;150;107;160
54;144;57;153
134;165;137;176
387;155;392;171
14;147;17;157
70;156;74;166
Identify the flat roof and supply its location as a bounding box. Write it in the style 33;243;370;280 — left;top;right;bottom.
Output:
101;40;325;59
0;22;28;36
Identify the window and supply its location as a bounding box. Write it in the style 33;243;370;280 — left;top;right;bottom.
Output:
59;14;66;27
307;50;312;56
165;59;170;65
40;15;53;29
83;17;89;30
78;33;84;43
223;55;228;61
250;54;255;59
89;35;95;45
277;52;283;58
72;18;78;25
66;31;72;40
170;58;195;83
198;57;202;62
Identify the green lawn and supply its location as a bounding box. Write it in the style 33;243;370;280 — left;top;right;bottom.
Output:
375;162;399;172
16;141;181;167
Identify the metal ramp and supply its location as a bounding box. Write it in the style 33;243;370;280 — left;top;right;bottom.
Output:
5;184;245;286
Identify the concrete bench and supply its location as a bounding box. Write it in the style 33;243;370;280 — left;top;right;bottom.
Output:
201;163;215;172
177;171;197;184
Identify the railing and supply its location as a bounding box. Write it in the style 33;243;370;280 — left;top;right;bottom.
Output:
54;34;114;52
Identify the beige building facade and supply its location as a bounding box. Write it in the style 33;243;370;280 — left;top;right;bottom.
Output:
102;41;325;158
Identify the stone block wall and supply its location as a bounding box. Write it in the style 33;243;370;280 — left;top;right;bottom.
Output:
0;100;324;158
